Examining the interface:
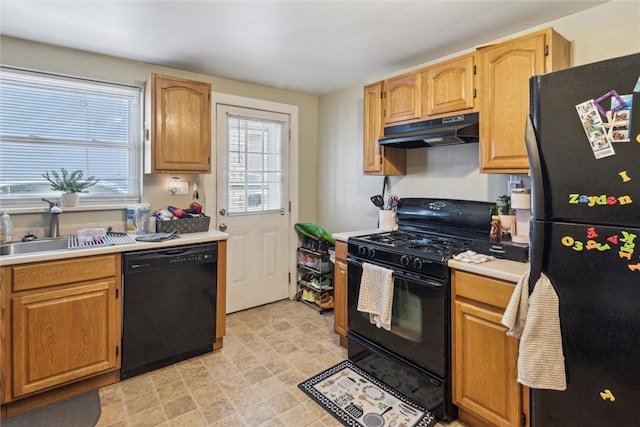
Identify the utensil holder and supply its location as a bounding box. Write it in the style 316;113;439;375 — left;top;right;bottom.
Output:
378;210;398;231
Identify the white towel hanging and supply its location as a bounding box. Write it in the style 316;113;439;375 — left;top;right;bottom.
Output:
502;271;567;391
357;262;394;330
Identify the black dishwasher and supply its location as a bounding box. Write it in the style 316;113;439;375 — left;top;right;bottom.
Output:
121;242;217;379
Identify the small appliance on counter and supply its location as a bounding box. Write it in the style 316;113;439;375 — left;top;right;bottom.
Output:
510;188;531;244
470;238;529;263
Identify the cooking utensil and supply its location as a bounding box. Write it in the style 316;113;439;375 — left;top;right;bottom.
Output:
398;402;418;416
344;403;364;418
359;394;375;405
362;406;392;427
386;194;399;211
371;195;385;209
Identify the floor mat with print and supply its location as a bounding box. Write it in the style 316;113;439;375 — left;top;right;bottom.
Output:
298;359;437;427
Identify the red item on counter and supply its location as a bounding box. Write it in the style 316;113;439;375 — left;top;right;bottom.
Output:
167;206;187;218
187;202;202;214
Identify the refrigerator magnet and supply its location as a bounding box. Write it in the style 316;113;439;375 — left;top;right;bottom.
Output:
608;94;632;142
593;90;626;117
631;76;640;143
576;100;616;159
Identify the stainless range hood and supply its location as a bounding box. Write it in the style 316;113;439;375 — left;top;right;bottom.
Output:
378;112;479;148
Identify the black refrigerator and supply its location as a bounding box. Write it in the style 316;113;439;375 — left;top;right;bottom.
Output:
526;53;640;426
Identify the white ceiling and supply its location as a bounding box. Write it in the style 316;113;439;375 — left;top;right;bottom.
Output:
0;0;610;95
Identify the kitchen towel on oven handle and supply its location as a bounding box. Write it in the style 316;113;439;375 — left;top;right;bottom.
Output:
357;262;394;331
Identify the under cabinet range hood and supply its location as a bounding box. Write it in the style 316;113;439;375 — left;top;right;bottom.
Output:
379;112;479;148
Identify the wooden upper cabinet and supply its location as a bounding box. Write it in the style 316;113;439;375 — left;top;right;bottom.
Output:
363;82;405;176
383;72;422;125
478;28;569;173
145;73;212;174
423;53;476;117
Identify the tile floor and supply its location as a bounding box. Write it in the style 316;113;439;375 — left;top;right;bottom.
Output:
96;299;467;426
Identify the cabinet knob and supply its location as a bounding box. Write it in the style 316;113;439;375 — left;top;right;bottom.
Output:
219;223;227;232
219;208;227;216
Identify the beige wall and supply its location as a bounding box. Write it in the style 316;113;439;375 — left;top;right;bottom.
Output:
0;36;319;237
317;0;640;234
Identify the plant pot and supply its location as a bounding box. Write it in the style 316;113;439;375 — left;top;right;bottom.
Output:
60;192;80;208
498;214;515;236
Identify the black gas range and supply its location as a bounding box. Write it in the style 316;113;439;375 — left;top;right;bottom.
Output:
348;198;496;271
346;198;497;421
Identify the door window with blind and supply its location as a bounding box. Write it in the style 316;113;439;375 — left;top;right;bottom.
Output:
225;112;287;215
0;67;142;207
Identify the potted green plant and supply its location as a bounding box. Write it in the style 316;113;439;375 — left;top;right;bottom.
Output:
42;168;99;207
496;194;515;237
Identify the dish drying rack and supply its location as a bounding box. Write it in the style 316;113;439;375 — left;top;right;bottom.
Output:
67;233;136;249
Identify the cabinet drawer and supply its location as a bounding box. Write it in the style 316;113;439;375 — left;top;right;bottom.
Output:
335;242;347;262
11;255;117;292
454;270;514;310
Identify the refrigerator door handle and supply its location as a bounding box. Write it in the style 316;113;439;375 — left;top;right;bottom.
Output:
525;114;545;293
528;221;544;294
525;114;545;219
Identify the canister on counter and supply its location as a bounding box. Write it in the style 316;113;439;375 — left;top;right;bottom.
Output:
126;203;150;234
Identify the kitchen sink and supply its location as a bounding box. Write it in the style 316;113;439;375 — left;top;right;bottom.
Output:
0;237;70;256
0;234;138;256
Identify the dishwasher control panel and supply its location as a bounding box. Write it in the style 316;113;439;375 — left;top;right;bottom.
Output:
124;242;218;273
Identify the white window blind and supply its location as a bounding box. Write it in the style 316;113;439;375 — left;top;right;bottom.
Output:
0;67;142;206
226;114;285;215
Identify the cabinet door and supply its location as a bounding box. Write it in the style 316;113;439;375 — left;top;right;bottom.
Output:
149;73;211;173
333;242;348;347
478;32;547;173
424;54;476;116
384;72;422;125
12;280;119;397
363;82;406;176
453;299;521;427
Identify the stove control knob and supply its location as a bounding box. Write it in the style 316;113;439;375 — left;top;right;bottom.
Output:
358;246;366;256
413;258;423;269
367;247;376;258
400;255;410;267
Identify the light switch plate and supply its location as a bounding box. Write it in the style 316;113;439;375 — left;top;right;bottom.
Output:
169;181;189;195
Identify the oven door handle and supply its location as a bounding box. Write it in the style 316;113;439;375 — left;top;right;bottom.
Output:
394;270;443;288
347;256;443;289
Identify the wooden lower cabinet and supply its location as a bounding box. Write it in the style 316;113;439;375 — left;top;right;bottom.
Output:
333;241;348;348
452;270;529;427
1;255;121;416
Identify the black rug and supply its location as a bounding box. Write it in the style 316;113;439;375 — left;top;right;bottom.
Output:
3;390;101;427
298;360;437;427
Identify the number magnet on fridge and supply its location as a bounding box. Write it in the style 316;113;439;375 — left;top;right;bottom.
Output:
600;389;615;401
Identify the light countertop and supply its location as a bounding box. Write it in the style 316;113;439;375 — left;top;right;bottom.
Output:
448;258;528;283
0;230;228;266
332;229;380;242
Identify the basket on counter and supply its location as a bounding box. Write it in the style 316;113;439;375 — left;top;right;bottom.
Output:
156;215;211;234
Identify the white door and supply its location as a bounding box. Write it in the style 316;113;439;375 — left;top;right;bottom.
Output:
215;104;291;313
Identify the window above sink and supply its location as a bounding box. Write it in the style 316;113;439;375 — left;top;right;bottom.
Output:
0;67;143;209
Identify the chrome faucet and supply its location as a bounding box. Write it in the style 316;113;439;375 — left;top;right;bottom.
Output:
42;198;62;238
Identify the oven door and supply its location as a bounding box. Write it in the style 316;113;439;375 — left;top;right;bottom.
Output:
347;256;448;378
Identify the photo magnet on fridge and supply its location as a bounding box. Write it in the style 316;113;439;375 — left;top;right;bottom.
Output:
630;76;640;143
610;94;632;142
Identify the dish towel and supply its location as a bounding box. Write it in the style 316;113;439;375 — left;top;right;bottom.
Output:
453;250;495;264
502;271;567;391
357;262;394;330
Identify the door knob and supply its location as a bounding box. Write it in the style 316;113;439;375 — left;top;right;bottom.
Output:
219;223;227;232
219;208;227;216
